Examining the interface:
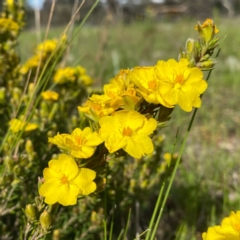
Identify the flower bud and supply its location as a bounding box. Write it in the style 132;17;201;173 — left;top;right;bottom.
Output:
25;139;34;154
52;229;61;240
197;59;217;70
28;83;35;96
0;87;6;102
91;211;98;223
200;54;210;62
25;204;37;220
208;36;220;50
186;38;196;54
40;102;49;118
40;211;53;229
12;87;22;102
195;18;219;44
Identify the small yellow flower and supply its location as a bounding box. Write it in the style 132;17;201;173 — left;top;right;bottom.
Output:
198;18;219;33
9;119;38;133
53;67;76;84
20;55;40;75
130;66;161;104
0;18;19;36
202;211;240;240
48;127;103;158
39;154;96;206
41;91;59;101
99;110;157;159
155;58;207;112
195;18;219;43
78;94;118;121
36;39;58;55
76;65;86;75
80;74;93;86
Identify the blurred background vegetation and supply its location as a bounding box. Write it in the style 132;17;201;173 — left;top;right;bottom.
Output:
1;0;240;239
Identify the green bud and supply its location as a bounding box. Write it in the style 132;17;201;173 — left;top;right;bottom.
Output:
52;229;61;240
40;211;53;229
25;204;37;220
25;139;34;154
197;59;216;70
0;87;6;102
178;51;186;60
12;87;22;102
208;36;220;50
195;41;202;55
200;54;210;62
40;101;49;118
186;38;196;54
28;83;35;96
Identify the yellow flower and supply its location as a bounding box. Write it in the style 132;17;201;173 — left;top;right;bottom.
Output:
195;18;219;44
130;66;161;104
80;74;93;86
79;69;140;120
0;18;19;36
99;110;157;159
53;67;76;84
202;211;240;240
9;119;38;133
48;127;103;158
41;91;59;101
76;65;86;75
20;55;40;75
155;58;207;112
105;70;140;109
39;154;96;206
36;39;58;55
78;94;118;121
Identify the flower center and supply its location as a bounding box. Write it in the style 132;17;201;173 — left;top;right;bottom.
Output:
234;223;240;233
74;136;86;146
60;174;69;184
174;73;184;85
122;126;133;136
148;80;157;90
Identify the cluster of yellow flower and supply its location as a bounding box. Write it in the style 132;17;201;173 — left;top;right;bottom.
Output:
20;37;67;75
0;18;19;38
53;65;93;86
38;18;220;207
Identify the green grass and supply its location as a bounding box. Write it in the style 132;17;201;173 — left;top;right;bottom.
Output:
18;17;240;239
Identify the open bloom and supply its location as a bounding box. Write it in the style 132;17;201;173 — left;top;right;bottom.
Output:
78;94;120;121
39;154;96;206
130;66;161;104
41;90;59;101
202;211;240;240
9;118;38;133
48;127;103;158
155;58;207;112
99;110;157;159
